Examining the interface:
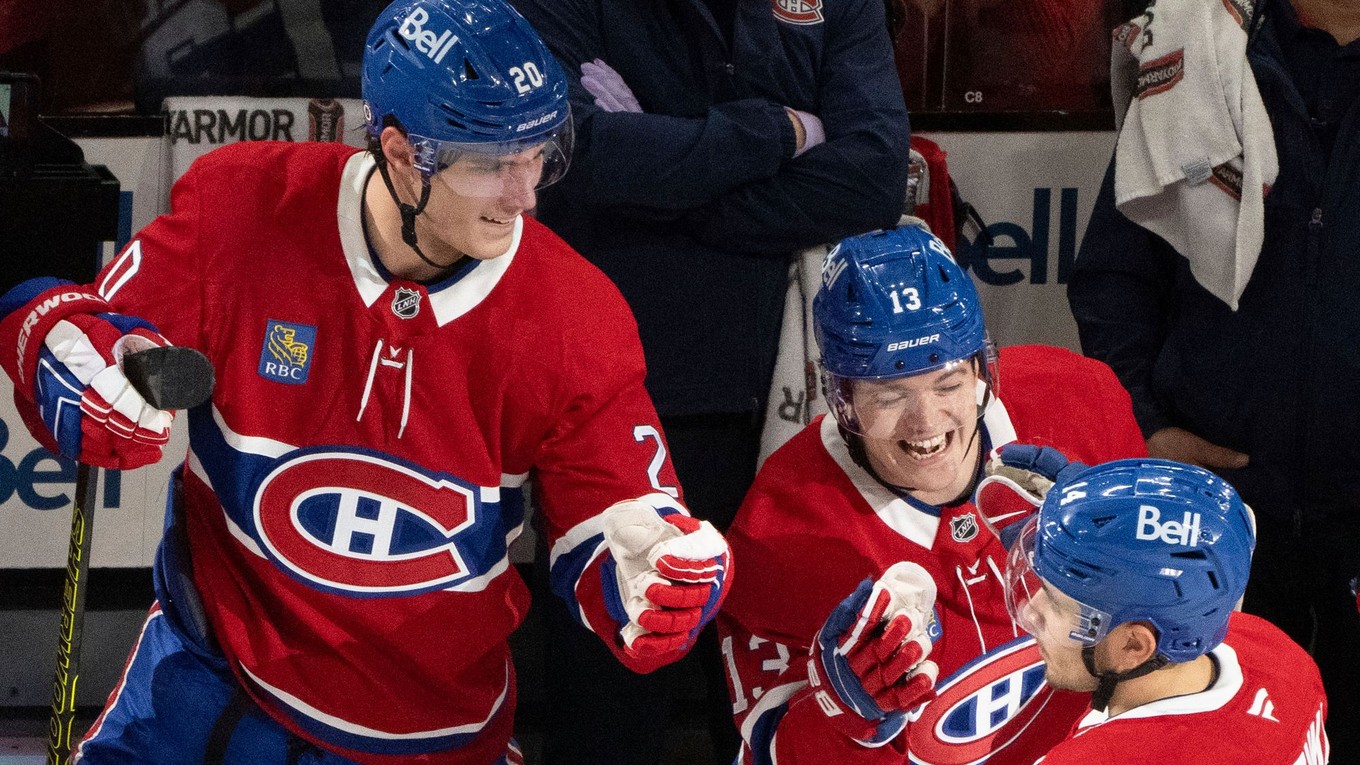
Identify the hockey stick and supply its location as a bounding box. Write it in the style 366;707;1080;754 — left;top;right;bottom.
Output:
47;346;215;765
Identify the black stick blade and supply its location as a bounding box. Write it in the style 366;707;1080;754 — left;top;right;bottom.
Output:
122;346;216;410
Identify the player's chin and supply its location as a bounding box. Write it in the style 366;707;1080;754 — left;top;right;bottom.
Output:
891;444;963;488
1044;664;1094;693
462;230;515;260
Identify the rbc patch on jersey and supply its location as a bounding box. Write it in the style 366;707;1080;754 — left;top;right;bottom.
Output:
926;606;943;642
259;320;316;385
906;636;1055;765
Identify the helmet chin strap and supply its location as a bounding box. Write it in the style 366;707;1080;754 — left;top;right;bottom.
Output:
373;153;471;277
1081;644;1169;713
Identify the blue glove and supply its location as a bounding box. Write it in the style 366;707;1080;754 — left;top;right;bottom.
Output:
808;562;939;746
580;59;643;113
974;444;1088;548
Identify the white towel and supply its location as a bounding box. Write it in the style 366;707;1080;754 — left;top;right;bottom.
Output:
1110;0;1277;310
758;237;830;467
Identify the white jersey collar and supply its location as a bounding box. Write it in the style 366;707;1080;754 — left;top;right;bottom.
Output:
336;153;522;327
1075;641;1245;732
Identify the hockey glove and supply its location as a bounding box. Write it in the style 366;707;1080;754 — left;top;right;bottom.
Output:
601;498;731;658
974;444;1087;549
808;561;940;746
16;289;178;470
580;59;643;113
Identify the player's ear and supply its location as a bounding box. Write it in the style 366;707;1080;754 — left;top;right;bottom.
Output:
1105;621;1160;673
379;126;417;174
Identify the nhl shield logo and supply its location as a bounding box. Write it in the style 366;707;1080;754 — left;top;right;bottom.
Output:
950;513;979;543
772;0;824;25
392;287;422;319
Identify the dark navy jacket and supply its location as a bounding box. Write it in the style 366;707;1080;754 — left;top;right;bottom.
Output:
512;0;910;417
1070;0;1360;535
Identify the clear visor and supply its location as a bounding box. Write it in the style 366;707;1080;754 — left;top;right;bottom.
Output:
826;357;981;439
407;118;573;198
1004;518;1113;648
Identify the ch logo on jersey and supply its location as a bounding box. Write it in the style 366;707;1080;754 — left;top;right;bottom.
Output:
950;513;979;543
259;320;315;385
772;0;824;25
392;287;422;320
253;450;484;596
906;637;1056;765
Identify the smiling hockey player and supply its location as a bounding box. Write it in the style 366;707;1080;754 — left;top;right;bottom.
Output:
717;224;1146;764
0;1;731;762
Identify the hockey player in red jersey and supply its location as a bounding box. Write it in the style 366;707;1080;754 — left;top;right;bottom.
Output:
1006;458;1330;764
717;224;1147;764
0;1;732;762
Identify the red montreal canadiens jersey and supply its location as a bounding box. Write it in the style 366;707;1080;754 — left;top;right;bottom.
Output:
1035;613;1330;765
72;142;686;763
719;345;1147;765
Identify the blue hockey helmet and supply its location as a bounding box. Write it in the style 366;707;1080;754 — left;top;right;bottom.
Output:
1005;458;1255;664
362;0;572;190
813;224;993;436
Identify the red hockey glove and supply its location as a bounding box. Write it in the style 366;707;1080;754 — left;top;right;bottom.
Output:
808;562;940;746
1;281;179;470
601;498;732;659
974;443;1087;549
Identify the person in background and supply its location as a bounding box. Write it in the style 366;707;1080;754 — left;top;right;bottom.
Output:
1069;0;1360;758
508;0;912;761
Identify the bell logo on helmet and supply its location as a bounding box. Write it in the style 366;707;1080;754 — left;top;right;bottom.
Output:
925;235;953;262
821;244;847;288
398;6;456;64
1135;504;1202;547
